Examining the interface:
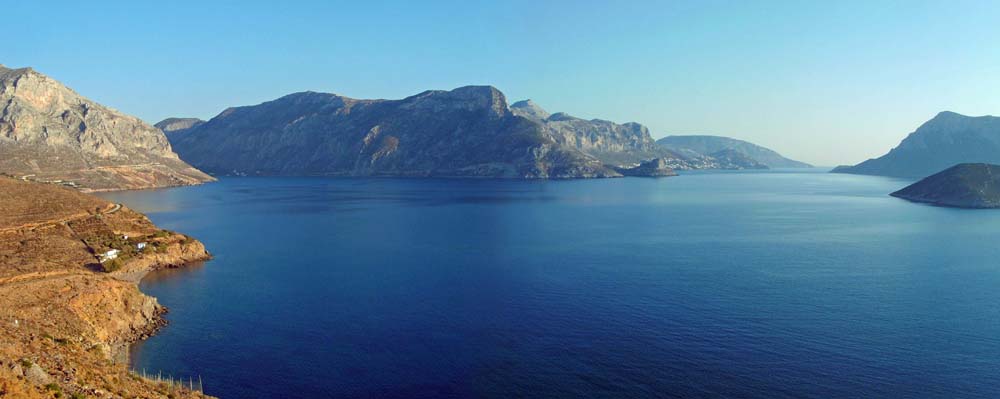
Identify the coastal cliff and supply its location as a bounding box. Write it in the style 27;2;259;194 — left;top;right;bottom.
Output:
0;177;213;398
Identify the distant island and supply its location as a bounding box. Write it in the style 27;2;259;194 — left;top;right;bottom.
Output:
160;90;806;180
890;163;1000;208
833;111;1000;178
656;135;811;169
0;65;214;191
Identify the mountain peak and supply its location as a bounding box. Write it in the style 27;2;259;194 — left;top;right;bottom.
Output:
510;99;551;121
930;110;969;122
0;65;213;190
0;65;37;80
399;85;508;117
834;112;1000;178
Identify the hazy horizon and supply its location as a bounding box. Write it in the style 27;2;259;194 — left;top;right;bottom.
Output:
6;0;999;166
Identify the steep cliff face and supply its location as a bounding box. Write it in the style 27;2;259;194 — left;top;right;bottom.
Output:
0;65;214;191
834;112;1000;178
169;86;620;178
510;100;675;166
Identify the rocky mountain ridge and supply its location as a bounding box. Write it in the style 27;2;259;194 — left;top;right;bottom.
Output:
509;100;673;166
166;87;693;179
833;111;1000;178
0;65;214;191
164;87;808;178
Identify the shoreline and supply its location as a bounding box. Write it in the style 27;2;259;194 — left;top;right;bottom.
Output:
0;177;217;398
112;256;212;368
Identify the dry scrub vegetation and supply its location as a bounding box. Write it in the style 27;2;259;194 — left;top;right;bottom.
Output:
0;177;213;398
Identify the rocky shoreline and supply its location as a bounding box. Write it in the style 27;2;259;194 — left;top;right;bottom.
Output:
0;177;215;398
109;241;213;367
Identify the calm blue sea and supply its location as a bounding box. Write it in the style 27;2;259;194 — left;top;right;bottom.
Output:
100;170;1000;398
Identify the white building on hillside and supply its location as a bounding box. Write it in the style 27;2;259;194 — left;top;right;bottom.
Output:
100;249;120;263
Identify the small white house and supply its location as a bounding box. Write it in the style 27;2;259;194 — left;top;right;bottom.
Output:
100;249;120;263
137;242;147;250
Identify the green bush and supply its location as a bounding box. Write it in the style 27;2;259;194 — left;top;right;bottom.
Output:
101;258;125;273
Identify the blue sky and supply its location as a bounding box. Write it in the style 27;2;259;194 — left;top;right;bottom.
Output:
5;0;999;166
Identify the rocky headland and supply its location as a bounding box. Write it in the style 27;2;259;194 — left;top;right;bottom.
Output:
0;176;213;398
890;163;1000;208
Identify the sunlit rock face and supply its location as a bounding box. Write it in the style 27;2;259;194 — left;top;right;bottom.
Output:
0;65;214;191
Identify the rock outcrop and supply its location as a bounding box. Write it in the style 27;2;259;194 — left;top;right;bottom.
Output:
833;112;1000;178
890;163;1000;208
0;65;214;191
656;135;810;168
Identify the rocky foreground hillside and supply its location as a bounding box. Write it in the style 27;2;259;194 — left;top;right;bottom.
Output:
833;111;1000;178
0;177;213;398
0;65;214;191
890;163;1000;208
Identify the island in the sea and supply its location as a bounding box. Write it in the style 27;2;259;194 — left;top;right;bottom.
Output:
159;89;805;179
890;163;1000;208
0;176;213;398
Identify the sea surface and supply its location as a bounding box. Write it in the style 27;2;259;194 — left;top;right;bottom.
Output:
100;170;1000;398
